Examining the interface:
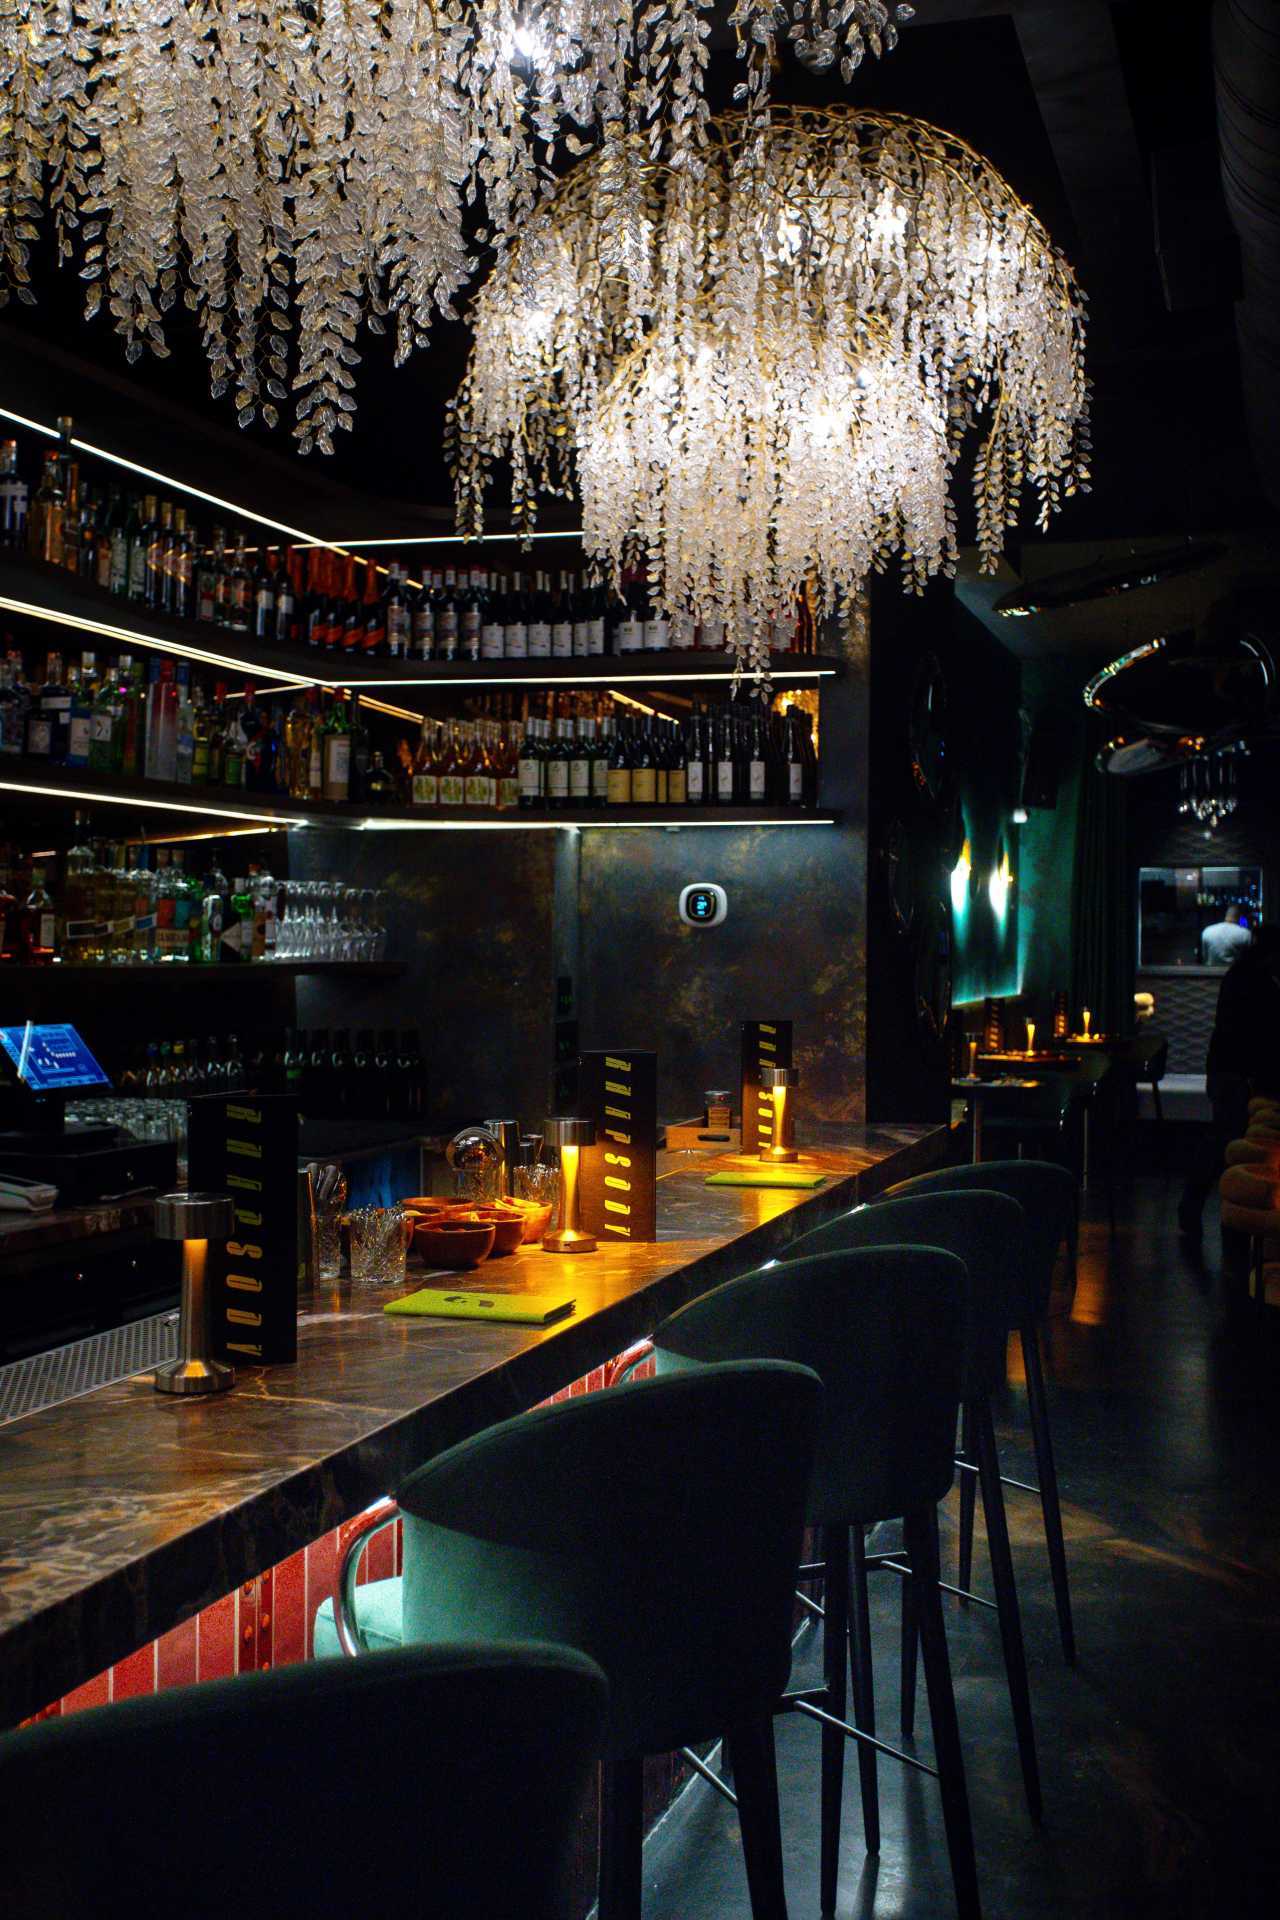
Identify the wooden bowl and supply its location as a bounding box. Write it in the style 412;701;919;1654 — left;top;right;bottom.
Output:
414;1220;496;1269
466;1210;525;1256
517;1201;555;1244
401;1196;453;1216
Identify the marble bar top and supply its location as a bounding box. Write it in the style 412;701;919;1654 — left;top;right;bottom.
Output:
0;1123;947;1728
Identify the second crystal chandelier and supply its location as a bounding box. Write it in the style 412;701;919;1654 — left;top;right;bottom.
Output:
451;107;1092;678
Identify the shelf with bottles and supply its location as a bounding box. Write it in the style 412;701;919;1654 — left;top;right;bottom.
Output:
0;645;834;826
0;426;840;685
105;1028;429;1120
0;821;400;970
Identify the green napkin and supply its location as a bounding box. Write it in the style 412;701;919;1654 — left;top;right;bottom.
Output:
705;1169;828;1190
385;1287;576;1325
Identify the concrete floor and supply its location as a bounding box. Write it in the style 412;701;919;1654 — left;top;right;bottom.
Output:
642;1174;1280;1919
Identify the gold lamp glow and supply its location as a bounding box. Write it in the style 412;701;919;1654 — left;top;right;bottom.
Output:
759;1066;800;1164
542;1117;597;1254
950;838;973;915
989;849;1013;921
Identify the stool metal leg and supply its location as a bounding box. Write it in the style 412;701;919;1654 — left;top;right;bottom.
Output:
820;1528;850;1916
1019;1321;1076;1665
900;1556;919;1739
904;1504;981;1920
848;1528;881;1856
972;1399;1043;1823
732;1715;790;1920
957;1403;977;1604
598;1755;644;1920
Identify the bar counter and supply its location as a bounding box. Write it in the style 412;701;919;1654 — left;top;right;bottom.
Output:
0;1125;947;1728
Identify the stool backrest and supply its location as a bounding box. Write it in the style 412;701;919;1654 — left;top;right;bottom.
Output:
652;1246;965;1530
783;1189;1023;1397
881;1159;1075;1321
1;1642;607;1920
396;1360;822;1757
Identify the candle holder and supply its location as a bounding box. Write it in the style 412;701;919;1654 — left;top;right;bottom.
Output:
759;1066;799;1163
153;1192;236;1396
542;1117;598;1253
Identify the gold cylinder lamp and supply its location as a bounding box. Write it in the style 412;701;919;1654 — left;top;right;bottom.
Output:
759;1066;800;1164
542;1117;598;1254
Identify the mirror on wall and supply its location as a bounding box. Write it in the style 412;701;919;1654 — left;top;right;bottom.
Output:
1138;865;1263;968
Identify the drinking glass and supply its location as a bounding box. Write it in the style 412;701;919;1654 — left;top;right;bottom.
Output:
312;1165;348;1279
514;1164;561;1211
347;1204;409;1286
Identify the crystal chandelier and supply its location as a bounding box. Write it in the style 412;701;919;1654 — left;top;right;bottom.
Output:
451;106;1091;678
0;1;916;454
1178;745;1246;832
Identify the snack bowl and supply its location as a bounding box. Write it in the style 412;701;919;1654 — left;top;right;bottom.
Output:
414;1219;496;1269
507;1199;554;1244
460;1209;525;1256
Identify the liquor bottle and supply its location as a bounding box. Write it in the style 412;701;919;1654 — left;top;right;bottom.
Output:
411;570;436;661
385;563;411;660
481;573;506;660
170;508;195;618
273;545;297;645
105;490;129;596
322;697;351;802
630;717;657;806
667;718;688;805
607;715;632;804
0;440;28;547
301;550;325;649
503;570;529;659
360;560;385;656
517;710;542;808
27;451;65;567
66;661;93;768
527;570;552;658
498;718;521;811
283;689;312;798
459;567;484;662
671;601;697;650
42;652;73;764
714;710;735;805
747;708;768;803
18;866;58;965
570;712;593;806
793;706;818;810
592;713;612;805
615;572;644;653
224;531;252;632
196;526;221;624
238;680;266;790
174;665;195;785
411;722;438;806
253;548;276;640
545;710;571;809
698;607;725;654
77;487;99;583
435;567;460;661
0;658;28;754
145;499;172;609
641;577;670;653
127;493;155;603
552;572;574;659
365;750;397;808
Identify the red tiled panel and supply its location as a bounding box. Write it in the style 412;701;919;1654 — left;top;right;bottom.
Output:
111;1643;156;1701
236;1579;259;1674
304;1527;339;1659
198;1590;237;1683
60;1671;110;1715
156;1616;199;1691
272;1547;309;1669
256;1567;274;1671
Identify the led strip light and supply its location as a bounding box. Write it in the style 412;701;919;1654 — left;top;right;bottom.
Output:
0;593;313;689
0;776;308;828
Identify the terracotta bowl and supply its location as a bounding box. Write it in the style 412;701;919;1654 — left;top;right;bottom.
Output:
462;1209;525;1256
414;1220;496;1269
514;1200;555;1244
401;1196;454;1217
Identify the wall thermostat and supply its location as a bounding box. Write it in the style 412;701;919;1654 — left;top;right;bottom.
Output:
679;883;728;928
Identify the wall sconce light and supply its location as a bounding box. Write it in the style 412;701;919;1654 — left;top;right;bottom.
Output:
950;837;973;915
542;1117;597;1253
988;848;1013;921
1012;804;1029;825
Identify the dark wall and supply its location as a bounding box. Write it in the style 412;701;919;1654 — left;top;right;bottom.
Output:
576;633;869;1125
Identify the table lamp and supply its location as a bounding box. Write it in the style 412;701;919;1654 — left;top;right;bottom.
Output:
759;1065;799;1163
153;1192;236;1396
542;1117;598;1253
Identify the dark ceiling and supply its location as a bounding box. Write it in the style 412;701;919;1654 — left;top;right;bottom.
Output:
0;1;1270;567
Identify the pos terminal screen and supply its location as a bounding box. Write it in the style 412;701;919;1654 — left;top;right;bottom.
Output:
0;1023;111;1093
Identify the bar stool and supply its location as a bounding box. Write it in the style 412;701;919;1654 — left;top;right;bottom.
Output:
783;1192;1042;1831
1;1641;608;1920
651;1246;981;1920
316;1361;823;1920
880;1160;1078;1663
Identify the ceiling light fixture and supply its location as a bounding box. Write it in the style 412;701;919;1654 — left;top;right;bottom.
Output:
452;106;1090;681
0;4;917;452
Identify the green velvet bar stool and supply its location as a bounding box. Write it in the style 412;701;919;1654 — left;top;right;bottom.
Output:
316;1360;823;1920
1;1641;607;1920
784;1192;1042;1837
651;1246;981;1920
880;1159;1078;1663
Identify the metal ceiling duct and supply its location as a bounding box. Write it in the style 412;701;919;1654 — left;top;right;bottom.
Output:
1214;0;1280;511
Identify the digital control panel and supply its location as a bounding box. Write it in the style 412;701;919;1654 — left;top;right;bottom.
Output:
0;1023;111;1093
679;883;728;927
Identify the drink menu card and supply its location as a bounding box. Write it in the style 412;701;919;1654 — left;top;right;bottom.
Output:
187;1093;300;1364
577;1049;658;1243
740;1020;793;1159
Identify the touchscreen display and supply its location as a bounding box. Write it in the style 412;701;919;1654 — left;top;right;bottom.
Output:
0;1023;111;1092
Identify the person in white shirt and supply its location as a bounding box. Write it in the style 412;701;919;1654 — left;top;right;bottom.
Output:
1201;905;1252;966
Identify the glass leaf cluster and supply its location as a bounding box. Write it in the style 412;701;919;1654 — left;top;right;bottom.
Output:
450;107;1091;681
0;0;916;454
